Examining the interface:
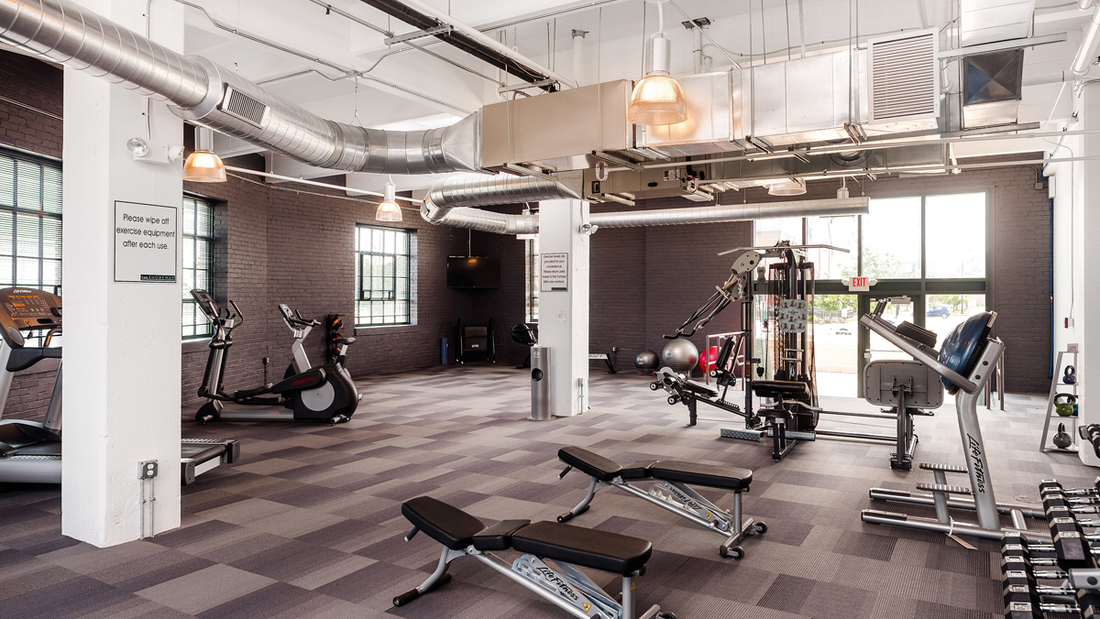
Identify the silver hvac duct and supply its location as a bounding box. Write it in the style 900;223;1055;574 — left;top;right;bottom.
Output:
420;174;576;234
588;197;871;228
419;175;870;234
0;0;480;175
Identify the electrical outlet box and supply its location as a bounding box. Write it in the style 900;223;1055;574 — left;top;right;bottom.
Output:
140;460;158;479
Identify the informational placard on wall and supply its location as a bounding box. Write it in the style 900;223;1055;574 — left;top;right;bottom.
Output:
114;201;177;283
777;299;808;333
541;252;568;291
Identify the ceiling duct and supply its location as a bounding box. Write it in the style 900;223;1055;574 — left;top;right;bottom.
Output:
417;173;870;235
0;0;482;176
960;0;1036;47
961;49;1024;129
358;0;576;92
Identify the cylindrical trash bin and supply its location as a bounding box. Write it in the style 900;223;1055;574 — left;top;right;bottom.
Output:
530;346;551;421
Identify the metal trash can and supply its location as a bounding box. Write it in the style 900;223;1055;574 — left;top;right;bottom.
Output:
530;346;551;421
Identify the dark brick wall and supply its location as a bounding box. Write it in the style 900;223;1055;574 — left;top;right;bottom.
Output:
0;52;63;159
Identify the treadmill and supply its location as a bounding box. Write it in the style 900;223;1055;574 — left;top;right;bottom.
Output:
0;287;240;486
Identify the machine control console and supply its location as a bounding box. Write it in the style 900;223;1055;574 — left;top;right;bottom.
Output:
0;287;62;349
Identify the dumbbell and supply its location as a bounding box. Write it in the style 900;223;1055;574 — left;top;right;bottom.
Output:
1041;483;1096;570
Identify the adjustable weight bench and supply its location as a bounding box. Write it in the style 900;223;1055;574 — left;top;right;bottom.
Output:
556;447;766;559
397;496;674;619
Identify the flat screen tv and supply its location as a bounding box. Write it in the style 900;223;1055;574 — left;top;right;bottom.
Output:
447;256;500;289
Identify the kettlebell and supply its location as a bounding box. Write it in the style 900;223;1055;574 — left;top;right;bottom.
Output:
1064;365;1078;385
1055;393;1077;417
1053;423;1073;449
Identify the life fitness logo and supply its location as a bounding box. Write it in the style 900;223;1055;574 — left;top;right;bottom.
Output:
291;377;316;387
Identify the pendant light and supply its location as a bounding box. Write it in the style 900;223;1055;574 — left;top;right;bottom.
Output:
628;0;687;126
182;126;226;183
375;180;403;222
768;178;807;197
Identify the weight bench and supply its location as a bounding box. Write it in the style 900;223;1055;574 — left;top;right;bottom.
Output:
748;380;819;461
556;447;766;559
396;496;673;619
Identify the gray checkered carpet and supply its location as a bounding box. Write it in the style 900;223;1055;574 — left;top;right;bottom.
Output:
0;365;1091;618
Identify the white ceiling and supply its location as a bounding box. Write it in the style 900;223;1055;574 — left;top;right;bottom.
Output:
182;0;1093;191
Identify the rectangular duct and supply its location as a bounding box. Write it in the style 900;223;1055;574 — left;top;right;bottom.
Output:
481;80;633;172
867;30;940;132
743;50;864;147
960;0;1036;47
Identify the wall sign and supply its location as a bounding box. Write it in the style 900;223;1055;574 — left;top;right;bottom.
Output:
114;201;177;283
541;252;568;291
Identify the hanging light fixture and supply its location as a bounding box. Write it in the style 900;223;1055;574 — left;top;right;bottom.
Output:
768;178;807;197
375;180;403;222
628;0;687;126
182;127;226;183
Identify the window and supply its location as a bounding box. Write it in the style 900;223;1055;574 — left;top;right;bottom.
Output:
0;150;62;292
925;193;986;278
861;197;922;279
525;236;539;322
356;225;415;326
182;195;215;338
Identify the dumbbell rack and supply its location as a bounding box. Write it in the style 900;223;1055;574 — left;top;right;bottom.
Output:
1040;349;1080;453
1000;479;1100;618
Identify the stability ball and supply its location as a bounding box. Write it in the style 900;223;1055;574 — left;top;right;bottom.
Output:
662;339;699;373
634;349;660;374
698;345;719;374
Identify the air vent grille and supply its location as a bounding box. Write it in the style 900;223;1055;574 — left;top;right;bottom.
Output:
219;86;268;127
868;31;938;122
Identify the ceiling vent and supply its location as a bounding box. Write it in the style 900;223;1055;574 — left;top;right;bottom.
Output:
867;30;939;131
961;49;1024;128
219;85;269;128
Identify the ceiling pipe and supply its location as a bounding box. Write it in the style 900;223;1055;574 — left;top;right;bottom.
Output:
0;0;481;176
1072;6;1100;77
358;0;577;92
418;174;870;235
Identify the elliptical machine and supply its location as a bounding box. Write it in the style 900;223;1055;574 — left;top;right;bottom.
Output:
191;290;360;425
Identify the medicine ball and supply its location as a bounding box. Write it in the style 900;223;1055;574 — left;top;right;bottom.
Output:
662;339;699;373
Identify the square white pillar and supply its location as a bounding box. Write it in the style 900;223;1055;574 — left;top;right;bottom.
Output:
1078;85;1100;467
61;0;185;546
538;198;590;417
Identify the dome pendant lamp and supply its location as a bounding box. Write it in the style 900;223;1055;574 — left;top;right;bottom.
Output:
182;126;226;183
375;180;403;222
628;0;687;126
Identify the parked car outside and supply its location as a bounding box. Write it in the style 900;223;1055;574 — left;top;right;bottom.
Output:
927;305;951;318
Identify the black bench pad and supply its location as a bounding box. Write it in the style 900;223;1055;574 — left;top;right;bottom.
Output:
473;519;530;551
752;380;811;400
620;460;658;480
511;521;652;576
649;461;752;491
683;380;719;398
402;496;485;550
559;447;622;481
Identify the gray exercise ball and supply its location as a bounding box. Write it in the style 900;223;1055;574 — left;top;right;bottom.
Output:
634;349;660;374
661;339;699;373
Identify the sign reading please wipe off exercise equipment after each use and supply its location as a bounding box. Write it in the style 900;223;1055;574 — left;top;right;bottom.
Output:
114;201;177;283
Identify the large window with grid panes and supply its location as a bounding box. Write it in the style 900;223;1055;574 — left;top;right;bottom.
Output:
355;224;416;327
0;149;62;294
181;195;216;338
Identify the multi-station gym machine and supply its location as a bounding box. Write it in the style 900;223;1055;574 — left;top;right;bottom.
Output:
652;241;939;469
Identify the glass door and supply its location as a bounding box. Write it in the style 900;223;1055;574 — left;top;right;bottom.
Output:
812;294;859;397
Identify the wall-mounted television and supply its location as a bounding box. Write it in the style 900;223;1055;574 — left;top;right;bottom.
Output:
447;256;500;289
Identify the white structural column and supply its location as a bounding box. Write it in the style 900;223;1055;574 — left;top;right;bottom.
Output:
538;198;590;417
61;0;185;545
1079;85;1100;467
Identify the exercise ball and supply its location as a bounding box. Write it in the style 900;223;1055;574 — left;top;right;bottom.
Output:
634;349;660;374
698;345;719;373
662;339;699;373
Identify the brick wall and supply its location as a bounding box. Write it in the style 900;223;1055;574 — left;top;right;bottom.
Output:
0;52;63;159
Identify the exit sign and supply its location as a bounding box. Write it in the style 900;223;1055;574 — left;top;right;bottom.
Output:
848;277;870;292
